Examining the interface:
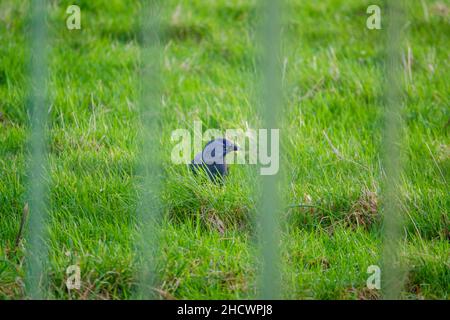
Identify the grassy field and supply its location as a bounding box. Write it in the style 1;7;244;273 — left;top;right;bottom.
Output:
0;0;449;299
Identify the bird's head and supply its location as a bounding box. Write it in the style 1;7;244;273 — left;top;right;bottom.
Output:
202;138;239;164
222;138;240;154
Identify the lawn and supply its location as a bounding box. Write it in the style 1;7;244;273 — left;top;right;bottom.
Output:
0;0;448;299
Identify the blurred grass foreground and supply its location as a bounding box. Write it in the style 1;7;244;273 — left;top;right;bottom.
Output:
0;0;449;299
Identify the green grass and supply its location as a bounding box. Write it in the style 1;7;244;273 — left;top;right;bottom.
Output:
0;0;449;299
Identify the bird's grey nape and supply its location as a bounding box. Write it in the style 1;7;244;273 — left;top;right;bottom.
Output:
190;138;239;183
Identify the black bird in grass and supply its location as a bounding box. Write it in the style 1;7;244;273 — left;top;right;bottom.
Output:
190;138;239;183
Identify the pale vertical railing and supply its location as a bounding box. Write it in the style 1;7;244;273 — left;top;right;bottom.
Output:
134;0;163;299
257;0;282;299
24;0;49;299
381;0;407;299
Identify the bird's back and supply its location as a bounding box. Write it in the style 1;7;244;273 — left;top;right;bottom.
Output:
190;151;228;182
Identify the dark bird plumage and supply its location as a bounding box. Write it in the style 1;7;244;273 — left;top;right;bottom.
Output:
190;138;239;183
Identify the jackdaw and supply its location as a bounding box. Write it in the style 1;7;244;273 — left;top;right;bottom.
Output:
190;138;239;182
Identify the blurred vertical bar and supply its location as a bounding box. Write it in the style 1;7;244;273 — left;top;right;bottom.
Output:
134;0;163;299
258;0;282;299
24;0;49;299
382;0;406;299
